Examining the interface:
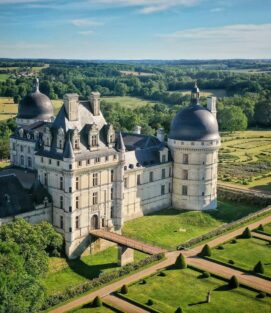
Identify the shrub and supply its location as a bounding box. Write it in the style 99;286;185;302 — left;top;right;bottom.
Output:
253;261;264;274
92;296;102;307
147;299;154;306
228;260;235;265
175;307;184;313
201;271;210;278
175;253;187;269
199;244;212;257
257;292;266;299
217;245;224;250
257;224;264;231
158;271;166;277
241;227;252;238
231;239;237;244
121;284;128;294
228;276;239;289
140;279;146;284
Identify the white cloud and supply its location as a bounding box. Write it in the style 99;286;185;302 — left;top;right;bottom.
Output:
157;24;271;58
71;18;103;27
210;7;224;12
78;30;95;35
91;0;202;14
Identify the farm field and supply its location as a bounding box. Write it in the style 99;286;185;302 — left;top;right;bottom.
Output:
121;267;271;313
43;246;146;296
211;237;271;277
179;89;227;97
0;97;63;120
101;96;159;109
122;200;261;249
0;74;10;82
219;130;271;191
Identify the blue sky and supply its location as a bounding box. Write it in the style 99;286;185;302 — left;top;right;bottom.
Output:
0;0;271;59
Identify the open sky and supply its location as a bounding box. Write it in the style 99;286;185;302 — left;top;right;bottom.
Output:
0;0;271;59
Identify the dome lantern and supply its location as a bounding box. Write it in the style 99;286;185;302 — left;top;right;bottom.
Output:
191;81;200;105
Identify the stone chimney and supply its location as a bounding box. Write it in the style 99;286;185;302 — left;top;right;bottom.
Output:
207;96;217;119
133;125;141;135
157;128;165;142
90;92;100;116
64;94;79;121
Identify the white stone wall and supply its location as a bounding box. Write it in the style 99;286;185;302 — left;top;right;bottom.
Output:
168;138;220;211
10;137;36;169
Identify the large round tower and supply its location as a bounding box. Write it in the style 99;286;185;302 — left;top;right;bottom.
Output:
168;83;220;210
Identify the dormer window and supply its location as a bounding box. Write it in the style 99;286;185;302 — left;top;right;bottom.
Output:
43;127;52;148
92;135;98;147
57;127;64;150
106;124;115;147
75;139;79;149
88;123;99;150
72;128;80;151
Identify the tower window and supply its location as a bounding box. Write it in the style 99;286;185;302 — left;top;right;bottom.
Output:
76;216;79;229
137;175;141;185
183;154;189;164
182;170;188;180
162;169;166;179
44;173;48;186
28;157;32;168
111;188;113;200
75;196;79;209
111;170;114;182
92;192;98;205
60;216;64;229
76;177;79;190
110;206;114;218
182;185;188;196
161;185;165;195
60;177;63;190
124;177;128;188
60;196;63;209
149;172;153;182
93;173;98;186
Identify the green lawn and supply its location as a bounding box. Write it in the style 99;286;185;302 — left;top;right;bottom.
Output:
123;267;271;313
122;200;261;249
101;96;160;109
43;246;146;296
0;74;10;82
69;305;115;313
211;238;271;277
261;224;271;235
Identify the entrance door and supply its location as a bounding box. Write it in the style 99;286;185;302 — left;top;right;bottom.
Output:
90;214;99;229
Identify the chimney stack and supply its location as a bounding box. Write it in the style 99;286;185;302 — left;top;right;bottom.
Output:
157;128;165;142
90;92;100;116
133;125;141;135
64;94;79;121
207;96;217;119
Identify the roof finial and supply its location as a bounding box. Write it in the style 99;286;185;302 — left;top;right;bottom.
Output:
191;80;200;105
35;78;40;92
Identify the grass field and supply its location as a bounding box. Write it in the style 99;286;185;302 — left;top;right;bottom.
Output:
70;305;115;313
261;224;271;235
211;237;271;277
123;267;271;313
43;246;147;296
101;96;160;109
122;200;260;249
219;130;271;191
180;89;227;98
0;74;10;82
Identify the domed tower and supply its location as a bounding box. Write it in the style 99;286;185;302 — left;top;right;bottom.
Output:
16;78;54;126
168;83;220;210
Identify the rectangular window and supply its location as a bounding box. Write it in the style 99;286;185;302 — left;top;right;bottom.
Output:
92;192;98;205
12;143;16;150
57;161;60;166
182;170;188;180
113;155;117;160
162;169;166;179
76;177;79;190
183;154;189;164
161;185;165;195
75;196;79;209
69;187;72;193
124;177;128;188
93;173;98;186
60;177;63;190
69;206;72;212
162;155;166;163
105;156;109;161
169;183;171;193
49;159;52;165
111;188;113;200
76;216;79;229
169;167;172;177
110;206;114;218
111;170;114;182
69;164;72;170
60;196;63;209
92;135;98;146
28;146;31;153
182;185;188;196
20;145;23;152
149;172;153;182
75;140;79;149
78;161;82;167
41;157;44;163
60;216;64;229
137;174;141;185
44;173;48;186
87;159;90;165
95;157;100;163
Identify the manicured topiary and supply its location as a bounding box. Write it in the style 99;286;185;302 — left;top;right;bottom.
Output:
254;261;264;274
217;245;224;250
228;276;239;289
257;292;266;299
121;284;128;294
228;259;235;265
241;227;252;239
201;271;210;278
147;299;154;306
175;307;184;313
257;224;264;231
140;279;146;284
175;253;187;269
199;244;212;257
158;271;166;277
231;239;237;244
92;296;102;307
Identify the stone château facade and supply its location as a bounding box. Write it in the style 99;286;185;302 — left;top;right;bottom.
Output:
7;79;220;258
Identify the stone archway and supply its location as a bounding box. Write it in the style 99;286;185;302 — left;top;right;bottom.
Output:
90;214;99;230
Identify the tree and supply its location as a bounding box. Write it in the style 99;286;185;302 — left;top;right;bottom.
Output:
199;244;212;257
175;307;184;313
241;227;252;239
254;261;264;274
218;106;248;132
92;296;102;307
228;276;239;289
121;284;128;294
254;93;271;127
175;253;187;269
